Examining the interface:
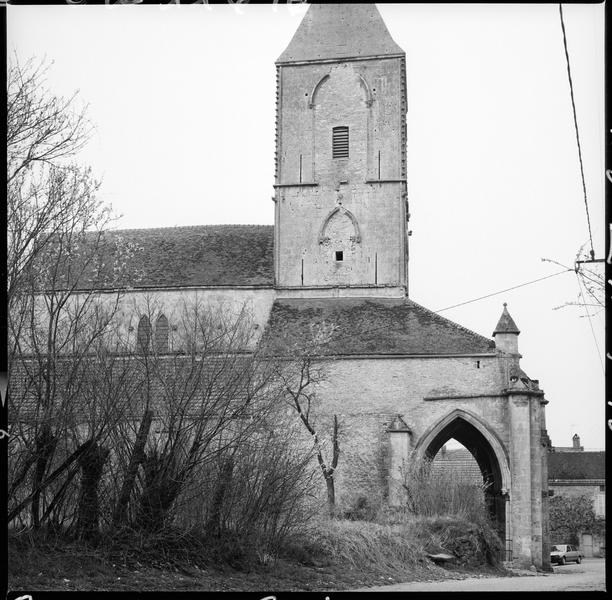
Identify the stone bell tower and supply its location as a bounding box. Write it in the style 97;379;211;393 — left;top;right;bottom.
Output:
273;4;409;298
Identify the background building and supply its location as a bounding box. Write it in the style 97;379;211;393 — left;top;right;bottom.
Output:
549;434;605;557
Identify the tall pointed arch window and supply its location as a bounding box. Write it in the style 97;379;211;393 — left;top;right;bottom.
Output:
155;314;169;353
137;315;152;353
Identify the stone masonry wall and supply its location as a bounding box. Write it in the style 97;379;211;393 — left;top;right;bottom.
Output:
300;355;509;505
276;57;406;290
23;288;276;354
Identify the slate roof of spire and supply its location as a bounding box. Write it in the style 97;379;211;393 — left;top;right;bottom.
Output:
261;297;496;356
276;3;405;64
492;303;520;336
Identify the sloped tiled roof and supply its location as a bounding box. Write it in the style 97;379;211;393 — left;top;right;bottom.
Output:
431;448;483;485
43;225;275;291
277;4;404;64
9;353;263;422
261;297;496;356
548;452;605;481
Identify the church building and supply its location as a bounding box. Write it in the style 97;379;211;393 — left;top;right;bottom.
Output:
43;4;551;569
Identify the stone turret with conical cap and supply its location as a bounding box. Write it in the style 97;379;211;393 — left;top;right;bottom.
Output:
276;4;405;64
273;4;409;297
493;303;520;355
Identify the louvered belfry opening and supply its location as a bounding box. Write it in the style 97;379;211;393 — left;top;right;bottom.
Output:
332;126;349;159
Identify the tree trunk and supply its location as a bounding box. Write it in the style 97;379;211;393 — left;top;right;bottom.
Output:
204;456;235;537
325;415;339;516
76;440;109;542
136;451;180;532
112;410;153;528
9;438;95;524
10;452;37;499
325;474;335;515
31;425;57;529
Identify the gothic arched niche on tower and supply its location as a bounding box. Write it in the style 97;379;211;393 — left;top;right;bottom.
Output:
318;206;361;245
317;204;362;282
308;71;372;109
311;63;371;183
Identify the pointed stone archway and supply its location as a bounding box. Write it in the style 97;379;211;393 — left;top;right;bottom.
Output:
413;409;511;548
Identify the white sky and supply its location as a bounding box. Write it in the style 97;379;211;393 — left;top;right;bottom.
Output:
8;3;605;449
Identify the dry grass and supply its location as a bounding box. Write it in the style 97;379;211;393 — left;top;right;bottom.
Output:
8;524;451;592
301;519;425;572
284;514;505;580
401;455;489;521
8;508;507;592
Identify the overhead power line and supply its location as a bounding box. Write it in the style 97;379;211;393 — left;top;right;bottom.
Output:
435;269;572;313
558;3;595;260
312;269;572;350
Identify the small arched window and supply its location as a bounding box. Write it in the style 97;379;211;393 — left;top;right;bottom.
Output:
155;314;169;354
137;315;152;353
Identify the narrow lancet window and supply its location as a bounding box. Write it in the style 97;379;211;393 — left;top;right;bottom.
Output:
137;315;152;353
155;314;169;353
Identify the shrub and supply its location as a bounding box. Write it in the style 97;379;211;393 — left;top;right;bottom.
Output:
411;516;504;567
343;495;379;522
400;454;489;522
299;518;427;574
174;423;318;564
287;514;503;577
549;494;597;546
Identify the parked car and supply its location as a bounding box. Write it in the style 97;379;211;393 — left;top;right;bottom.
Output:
550;544;583;565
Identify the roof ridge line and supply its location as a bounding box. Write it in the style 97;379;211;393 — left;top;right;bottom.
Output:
106;223;274;234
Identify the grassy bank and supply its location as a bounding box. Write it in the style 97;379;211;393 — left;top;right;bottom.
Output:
9;515;508;592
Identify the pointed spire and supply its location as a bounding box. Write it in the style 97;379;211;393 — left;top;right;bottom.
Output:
277;4;405;64
492;303;520;337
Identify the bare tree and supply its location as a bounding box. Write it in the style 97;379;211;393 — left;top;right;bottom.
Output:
6;55;142;533
542;245;604;314
7;56;94;301
8;335;140;533
279;323;340;515
107;297;289;532
194;420;318;558
6;56;336;548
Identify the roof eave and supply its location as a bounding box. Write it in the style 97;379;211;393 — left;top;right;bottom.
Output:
275;52;405;66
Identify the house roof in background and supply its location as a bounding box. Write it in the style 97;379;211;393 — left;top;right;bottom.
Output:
432;448;483;483
261;297;496;356
548;451;605;481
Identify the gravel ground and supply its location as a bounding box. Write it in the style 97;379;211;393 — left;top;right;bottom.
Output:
353;558;606;592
